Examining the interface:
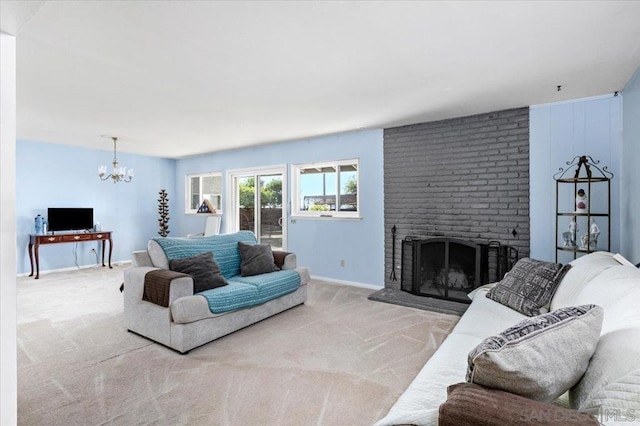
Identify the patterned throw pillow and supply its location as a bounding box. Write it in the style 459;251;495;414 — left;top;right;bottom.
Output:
486;257;572;316
467;304;603;402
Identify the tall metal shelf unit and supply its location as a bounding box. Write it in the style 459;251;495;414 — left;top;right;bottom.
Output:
554;155;613;263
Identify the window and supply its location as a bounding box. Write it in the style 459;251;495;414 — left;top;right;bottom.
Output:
292;159;359;218
185;173;222;214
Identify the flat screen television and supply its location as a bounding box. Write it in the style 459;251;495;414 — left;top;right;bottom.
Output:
47;208;94;232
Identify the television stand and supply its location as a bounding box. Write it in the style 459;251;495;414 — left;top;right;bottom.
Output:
28;231;113;279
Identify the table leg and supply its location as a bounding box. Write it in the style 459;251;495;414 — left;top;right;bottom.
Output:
108;236;113;268
34;244;40;279
28;242;35;277
101;240;106;267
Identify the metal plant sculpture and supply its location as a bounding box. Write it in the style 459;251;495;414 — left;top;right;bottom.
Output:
157;189;170;237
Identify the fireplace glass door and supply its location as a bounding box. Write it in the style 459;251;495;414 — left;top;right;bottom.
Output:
402;238;481;303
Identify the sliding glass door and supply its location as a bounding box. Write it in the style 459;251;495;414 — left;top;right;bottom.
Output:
229;167;286;250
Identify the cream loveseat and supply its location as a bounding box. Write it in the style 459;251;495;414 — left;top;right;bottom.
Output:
376;252;640;425
123;231;310;353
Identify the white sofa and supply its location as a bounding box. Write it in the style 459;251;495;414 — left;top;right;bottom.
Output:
376;252;640;425
123;232;310;353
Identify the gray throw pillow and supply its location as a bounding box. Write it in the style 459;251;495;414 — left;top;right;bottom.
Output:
467;304;604;402
486;257;571;316
238;241;279;277
169;252;227;293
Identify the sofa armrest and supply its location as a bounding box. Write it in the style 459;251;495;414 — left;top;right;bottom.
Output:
123;266;194;305
273;250;297;270
132;250;153;267
439;383;599;426
123;265;194;348
142;270;193;307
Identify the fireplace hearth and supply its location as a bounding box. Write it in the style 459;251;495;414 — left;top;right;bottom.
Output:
401;237;517;304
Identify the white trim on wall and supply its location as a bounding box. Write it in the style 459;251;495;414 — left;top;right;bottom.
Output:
310;275;382;291
530;93;618;110
0;32;18;426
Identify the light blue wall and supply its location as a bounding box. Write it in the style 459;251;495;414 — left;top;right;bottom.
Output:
175;130;385;286
622;65;640;264
530;95;623;263
16;140;177;274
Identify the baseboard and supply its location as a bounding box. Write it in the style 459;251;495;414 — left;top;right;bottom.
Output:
17;260;132;277
310;275;383;291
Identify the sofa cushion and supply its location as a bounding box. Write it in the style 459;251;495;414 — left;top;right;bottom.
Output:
238;241;279;276
151;231;257;278
551;251;622;311
199;270;301;314
563;264;640;335
570;328;640;415
374;292;526;426
169;252;227;293
198;281;260;314
232;270;301;302
439;382;599;426
467;304;603;402
486;257;571;316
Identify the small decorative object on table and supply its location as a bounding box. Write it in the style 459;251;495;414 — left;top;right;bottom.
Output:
158;189;170;237
34;214;44;235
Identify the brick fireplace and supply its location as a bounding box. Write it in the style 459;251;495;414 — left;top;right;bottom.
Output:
383;107;530;296
401;237;518;303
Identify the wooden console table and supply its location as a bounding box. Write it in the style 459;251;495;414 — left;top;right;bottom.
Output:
28;231;113;279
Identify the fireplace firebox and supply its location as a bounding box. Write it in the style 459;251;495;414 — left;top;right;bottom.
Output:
401;237;517;304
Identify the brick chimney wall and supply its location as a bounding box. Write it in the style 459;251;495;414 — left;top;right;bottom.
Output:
384;107;530;290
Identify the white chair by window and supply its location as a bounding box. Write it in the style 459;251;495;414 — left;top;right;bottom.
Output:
187;215;222;238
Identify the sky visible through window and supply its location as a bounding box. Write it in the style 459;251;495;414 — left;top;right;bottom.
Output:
300;172;337;199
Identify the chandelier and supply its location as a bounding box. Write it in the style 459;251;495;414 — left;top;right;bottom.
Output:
98;136;133;183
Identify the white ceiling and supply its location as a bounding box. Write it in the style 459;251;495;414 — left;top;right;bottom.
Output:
3;1;640;159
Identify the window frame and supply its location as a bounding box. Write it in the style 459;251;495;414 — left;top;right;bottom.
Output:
291;158;361;220
185;172;223;214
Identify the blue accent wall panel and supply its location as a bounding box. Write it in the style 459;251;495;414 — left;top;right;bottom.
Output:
622;66;640;263
16;140;177;274
530;96;622;262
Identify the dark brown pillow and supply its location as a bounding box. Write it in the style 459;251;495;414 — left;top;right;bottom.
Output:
486;258;571;316
439;382;599;426
169;252;227;293
238;241;279;277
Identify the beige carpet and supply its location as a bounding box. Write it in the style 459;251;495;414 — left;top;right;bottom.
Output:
17;265;459;425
